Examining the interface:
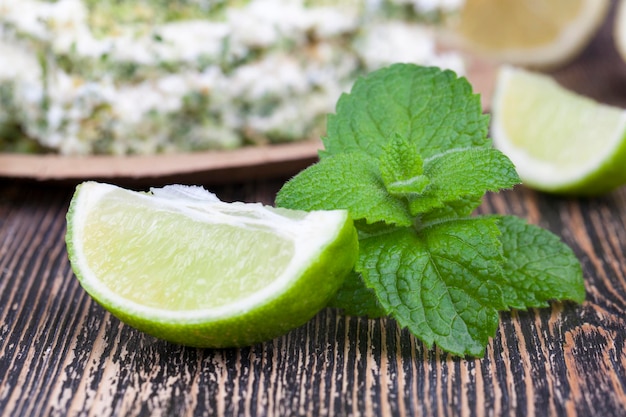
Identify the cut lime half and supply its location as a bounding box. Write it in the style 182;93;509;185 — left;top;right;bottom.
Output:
66;182;358;347
491;66;626;195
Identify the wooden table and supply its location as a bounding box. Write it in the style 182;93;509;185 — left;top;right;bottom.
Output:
2;6;626;417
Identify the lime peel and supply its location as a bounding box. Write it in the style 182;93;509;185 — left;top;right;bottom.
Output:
66;182;358;347
491;66;626;195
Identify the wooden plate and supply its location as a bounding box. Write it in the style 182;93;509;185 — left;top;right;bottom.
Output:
0;139;323;186
0;59;495;186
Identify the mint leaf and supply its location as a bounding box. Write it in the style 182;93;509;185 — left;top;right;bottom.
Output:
496;215;585;309
327;271;387;318
379;133;424;185
276;64;584;357
379;133;430;196
409;147;520;216
276;152;413;226
418;195;483;225
358;217;506;357
323;64;490;160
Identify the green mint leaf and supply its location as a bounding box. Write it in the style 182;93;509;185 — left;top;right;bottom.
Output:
327;271;387;318
387;176;431;197
379;133;430;196
409;147;520;216
276;152;413;226
379;133;424;184
358;217;506;357
322;64;490;160
276;63;584;357
418;195;483;225
496;215;585;309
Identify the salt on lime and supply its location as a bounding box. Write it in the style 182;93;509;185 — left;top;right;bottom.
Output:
491;66;626;196
66;182;358;347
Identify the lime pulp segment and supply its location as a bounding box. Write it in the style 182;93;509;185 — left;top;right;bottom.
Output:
492;66;626;194
66;182;359;347
67;182;356;323
83;189;295;311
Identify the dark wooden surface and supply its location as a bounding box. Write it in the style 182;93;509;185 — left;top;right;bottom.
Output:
2;5;626;416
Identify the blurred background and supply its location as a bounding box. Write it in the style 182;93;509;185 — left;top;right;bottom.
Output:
0;0;624;160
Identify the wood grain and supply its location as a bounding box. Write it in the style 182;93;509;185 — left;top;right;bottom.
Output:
0;180;625;417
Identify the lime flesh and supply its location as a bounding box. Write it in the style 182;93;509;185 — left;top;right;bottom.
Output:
66;182;358;347
491;66;626;195
445;0;609;68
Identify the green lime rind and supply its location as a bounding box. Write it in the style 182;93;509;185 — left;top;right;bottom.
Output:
492;66;626;196
66;184;358;348
522;129;626;196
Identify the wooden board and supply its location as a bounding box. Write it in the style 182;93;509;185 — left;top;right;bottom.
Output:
2;180;626;416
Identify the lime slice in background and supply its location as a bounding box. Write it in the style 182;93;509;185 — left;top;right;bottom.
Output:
66;182;358;347
491;66;626;196
442;0;609;68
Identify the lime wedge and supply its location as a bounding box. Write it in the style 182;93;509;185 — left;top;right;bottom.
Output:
443;0;609;68
66;182;358;347
491;66;626;196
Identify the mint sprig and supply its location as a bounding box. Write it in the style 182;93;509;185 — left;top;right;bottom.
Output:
275;64;584;357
